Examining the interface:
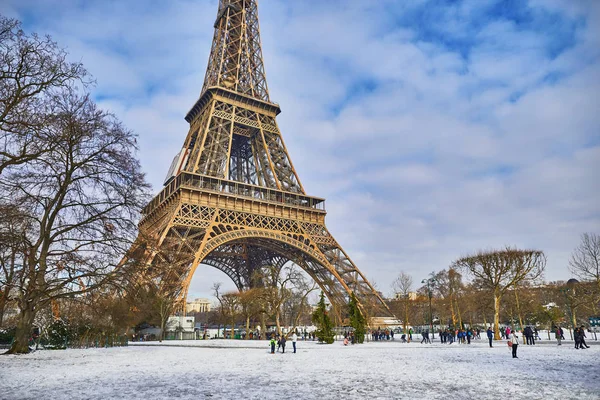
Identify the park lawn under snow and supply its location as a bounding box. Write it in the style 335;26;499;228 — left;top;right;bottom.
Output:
1;338;599;400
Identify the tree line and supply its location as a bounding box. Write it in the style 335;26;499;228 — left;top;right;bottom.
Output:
389;235;600;340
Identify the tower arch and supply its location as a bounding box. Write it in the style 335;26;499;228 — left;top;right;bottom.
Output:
182;228;353;316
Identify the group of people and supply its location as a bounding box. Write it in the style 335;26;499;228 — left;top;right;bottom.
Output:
370;328;396;341
554;325;591;349
269;331;298;354
439;328;479;344
574;326;591;349
522;326;540;345
267;325;593;355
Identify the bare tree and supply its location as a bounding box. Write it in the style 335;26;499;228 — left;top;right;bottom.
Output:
569;233;600;290
448;268;465;328
238;288;262;339
391;271;413;333
155;288;177;342
453;248;546;340
222;293;241;338
252;262;315;336
2;90;149;354
281;279;317;337
431;270;452;327
0;16;89;175
212;282;228;338
432;269;463;328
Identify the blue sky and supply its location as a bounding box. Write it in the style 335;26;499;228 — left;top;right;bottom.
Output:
2;0;599;300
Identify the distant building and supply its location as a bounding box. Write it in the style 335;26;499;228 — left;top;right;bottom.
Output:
394;292;417;300
166;316;195;333
370;317;404;328
186;298;211;313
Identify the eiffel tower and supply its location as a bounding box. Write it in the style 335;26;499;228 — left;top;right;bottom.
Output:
138;0;392;319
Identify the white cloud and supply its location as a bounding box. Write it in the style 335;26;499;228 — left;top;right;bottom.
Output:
2;0;598;299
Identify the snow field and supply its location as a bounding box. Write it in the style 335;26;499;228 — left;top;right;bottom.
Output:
1;339;599;400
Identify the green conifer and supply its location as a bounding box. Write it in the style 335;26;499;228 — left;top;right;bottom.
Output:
348;292;366;343
312;292;335;344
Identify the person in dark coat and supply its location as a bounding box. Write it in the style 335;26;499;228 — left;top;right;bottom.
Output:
523;326;532;345
486;326;494;347
280;335;287;353
579;326;590;349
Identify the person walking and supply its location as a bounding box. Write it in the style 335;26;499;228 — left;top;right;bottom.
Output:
580;326;590;349
421;329;428;344
291;331;298;353
510;329;519;358
270;336;276;354
487;326;494;348
555;326;562;346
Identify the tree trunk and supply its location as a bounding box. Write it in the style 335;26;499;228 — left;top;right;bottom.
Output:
515;289;524;330
450;294;457;328
159;318;165;342
0;298;5;328
438;302;446;329
7;303;36;354
455;298;463;328
260;313;266;340
493;292;501;340
275;311;281;336
403;299;409;333
245;316;250;340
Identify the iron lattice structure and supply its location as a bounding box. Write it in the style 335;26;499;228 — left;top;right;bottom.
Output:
137;0;392;318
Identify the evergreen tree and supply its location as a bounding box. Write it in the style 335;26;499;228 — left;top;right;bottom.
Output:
348;292;366;343
47;319;69;349
312;292;334;344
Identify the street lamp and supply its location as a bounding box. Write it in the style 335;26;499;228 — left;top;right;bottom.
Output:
421;277;435;339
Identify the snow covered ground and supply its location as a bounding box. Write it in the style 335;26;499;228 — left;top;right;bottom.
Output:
1;338;599;399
